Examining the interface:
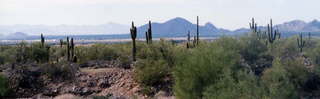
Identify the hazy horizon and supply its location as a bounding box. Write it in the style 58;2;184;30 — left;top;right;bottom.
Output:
1;0;320;30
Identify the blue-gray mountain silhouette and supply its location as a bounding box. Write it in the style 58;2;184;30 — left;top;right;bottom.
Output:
137;17;230;37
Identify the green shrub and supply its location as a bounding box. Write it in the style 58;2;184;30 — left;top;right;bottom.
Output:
239;36;272;75
41;62;79;81
135;59;169;87
173;39;240;99
75;43;131;65
202;70;264;99
0;75;9;97
261;58;298;98
134;40;178;95
31;43;50;63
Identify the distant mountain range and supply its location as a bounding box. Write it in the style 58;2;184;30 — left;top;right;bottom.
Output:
0;23;130;36
137;17;231;37
1;17;320;39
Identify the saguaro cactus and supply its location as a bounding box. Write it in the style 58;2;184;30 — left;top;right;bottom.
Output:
187;31;191;48
267;19;281;44
308;32;311;40
249;18;262;39
196;16;199;45
41;34;45;47
130;22;137;61
193;36;197;46
145;31;149;44
70;38;74;60
147;21;152;44
249;18;258;33
60;39;63;48
67;37;70;61
297;33;306;53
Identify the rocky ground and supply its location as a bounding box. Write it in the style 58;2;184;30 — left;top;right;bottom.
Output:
31;67;173;99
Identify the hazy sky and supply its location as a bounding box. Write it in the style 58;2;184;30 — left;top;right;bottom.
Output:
0;0;319;30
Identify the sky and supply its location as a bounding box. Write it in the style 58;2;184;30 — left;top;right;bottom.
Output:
0;0;319;30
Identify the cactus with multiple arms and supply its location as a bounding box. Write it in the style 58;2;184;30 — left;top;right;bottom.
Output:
249;18;262;39
297;33;306;53
130;21;137;61
249;18;258;33
267;19;281;44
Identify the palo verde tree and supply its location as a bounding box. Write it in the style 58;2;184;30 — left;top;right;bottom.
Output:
130;21;137;61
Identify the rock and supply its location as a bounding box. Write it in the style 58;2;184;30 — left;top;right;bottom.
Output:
98;80;110;88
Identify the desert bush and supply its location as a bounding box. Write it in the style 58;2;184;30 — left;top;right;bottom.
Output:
41;62;79;81
307;42;320;65
173;38;241;99
239;36;273;76
261;58;298;98
15;42;33;63
135;59;169;87
0;46;16;64
0;75;9;97
274;37;300;58
31;43;50;63
3;63;42;93
134;40;177;95
202;70;265;99
75;43;131;64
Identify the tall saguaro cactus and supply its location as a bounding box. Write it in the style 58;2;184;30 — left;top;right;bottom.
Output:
196;16;199;45
249;18;262;39
297;33;306;53
66;37;70;61
187;31;191;48
60;39;63;48
70;38;74;60
40;34;45;47
249;18;258;33
146;21;152;44
145;31;149;44
130;22;137;61
267;19;281;44
308;32;311;40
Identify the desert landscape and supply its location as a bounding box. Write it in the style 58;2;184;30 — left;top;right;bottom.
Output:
1;0;320;99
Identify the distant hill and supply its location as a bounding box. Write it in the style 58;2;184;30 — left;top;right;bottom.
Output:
137;17;231;37
2;32;29;40
0;23;129;35
276;19;320;32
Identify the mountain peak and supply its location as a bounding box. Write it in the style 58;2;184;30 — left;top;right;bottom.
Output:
310;19;319;24
205;22;215;27
204;22;217;29
165;17;192;25
283;20;306;25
